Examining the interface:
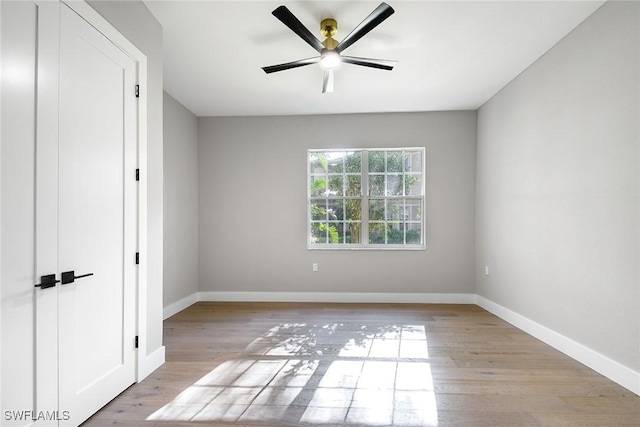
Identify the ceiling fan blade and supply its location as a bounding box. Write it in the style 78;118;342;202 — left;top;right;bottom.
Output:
341;56;397;71
272;6;325;53
322;69;334;93
336;3;394;53
262;57;320;74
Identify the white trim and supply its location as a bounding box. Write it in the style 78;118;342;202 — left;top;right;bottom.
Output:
163;293;198;320
197;291;475;304
63;0;156;382
476;295;640;396
62;1;145;60
137;345;165;382
136;62;150;382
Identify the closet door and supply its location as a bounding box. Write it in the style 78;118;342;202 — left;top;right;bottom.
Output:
56;4;137;425
1;2;39;425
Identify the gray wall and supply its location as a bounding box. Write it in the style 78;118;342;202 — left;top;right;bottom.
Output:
164;92;199;306
88;1;164;355
476;0;639;370
198;112;477;294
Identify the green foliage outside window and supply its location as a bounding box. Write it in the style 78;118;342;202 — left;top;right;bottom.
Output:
309;149;424;248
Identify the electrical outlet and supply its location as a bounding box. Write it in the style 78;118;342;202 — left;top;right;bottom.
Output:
312;263;318;272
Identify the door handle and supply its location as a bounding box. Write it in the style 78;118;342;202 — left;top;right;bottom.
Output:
61;270;94;285
35;274;60;289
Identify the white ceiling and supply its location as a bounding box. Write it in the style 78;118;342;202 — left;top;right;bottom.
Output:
144;1;604;117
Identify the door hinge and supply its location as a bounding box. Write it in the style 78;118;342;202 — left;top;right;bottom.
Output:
136;252;139;265
135;336;139;349
135;168;139;181
135;84;140;98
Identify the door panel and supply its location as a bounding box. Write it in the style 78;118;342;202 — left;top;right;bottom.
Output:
1;2;38;425
58;4;136;425
34;2;62;424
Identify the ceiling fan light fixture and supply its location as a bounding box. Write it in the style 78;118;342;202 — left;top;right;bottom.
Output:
320;50;341;69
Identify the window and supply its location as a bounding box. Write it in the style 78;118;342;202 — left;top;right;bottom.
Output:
308;148;425;249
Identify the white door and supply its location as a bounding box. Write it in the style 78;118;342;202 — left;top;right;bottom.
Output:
56;4;137;425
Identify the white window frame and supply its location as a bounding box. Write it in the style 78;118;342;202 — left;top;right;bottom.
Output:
308;148;426;250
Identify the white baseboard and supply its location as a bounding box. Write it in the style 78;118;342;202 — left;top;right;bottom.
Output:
476;295;640;396
137;345;165;382
163;293;198;319
196;291;476;304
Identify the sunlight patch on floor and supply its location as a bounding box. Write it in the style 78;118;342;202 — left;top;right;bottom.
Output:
147;323;438;426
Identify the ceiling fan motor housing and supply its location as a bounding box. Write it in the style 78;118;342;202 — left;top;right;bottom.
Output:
321;18;339;50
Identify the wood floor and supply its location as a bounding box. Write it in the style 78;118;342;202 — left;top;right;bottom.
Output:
82;302;640;427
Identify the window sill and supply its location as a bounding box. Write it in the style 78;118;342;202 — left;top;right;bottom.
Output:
308;245;426;251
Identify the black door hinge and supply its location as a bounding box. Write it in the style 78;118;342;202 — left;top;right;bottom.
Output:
135;336;139;349
135;168;139;181
136;252;139;265
135;85;139;98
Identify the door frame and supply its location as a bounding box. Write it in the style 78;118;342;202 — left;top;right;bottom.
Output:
61;0;151;382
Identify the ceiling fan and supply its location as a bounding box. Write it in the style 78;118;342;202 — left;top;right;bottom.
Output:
262;3;397;93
